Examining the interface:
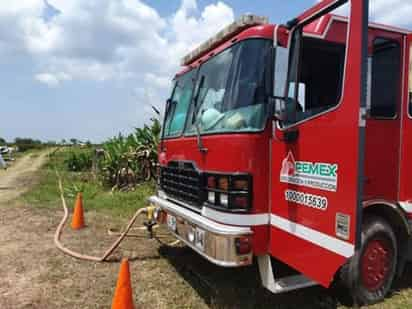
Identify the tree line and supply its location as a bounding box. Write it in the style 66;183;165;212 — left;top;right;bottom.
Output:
0;137;92;152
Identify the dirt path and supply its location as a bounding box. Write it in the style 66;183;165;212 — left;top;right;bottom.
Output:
2;152;412;308
0;151;330;309
0;151;211;309
0;151;49;204
0;151;341;309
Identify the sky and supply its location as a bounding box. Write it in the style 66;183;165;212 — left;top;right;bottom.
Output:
1;0;412;143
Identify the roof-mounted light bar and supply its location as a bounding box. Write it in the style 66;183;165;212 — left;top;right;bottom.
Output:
180;14;269;66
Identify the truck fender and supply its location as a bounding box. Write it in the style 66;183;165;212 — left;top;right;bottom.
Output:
362;200;411;277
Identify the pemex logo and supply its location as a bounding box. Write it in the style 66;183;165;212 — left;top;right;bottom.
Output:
280;151;296;177
280;151;339;192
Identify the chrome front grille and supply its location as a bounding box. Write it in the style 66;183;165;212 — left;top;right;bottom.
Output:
160;161;204;208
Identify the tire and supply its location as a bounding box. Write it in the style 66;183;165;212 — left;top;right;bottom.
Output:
340;215;397;305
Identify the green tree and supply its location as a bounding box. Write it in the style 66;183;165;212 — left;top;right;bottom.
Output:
70;138;78;145
14;137;42;152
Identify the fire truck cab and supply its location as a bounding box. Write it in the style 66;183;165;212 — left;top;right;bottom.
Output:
150;0;412;304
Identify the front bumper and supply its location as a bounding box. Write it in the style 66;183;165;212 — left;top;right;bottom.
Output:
149;195;253;267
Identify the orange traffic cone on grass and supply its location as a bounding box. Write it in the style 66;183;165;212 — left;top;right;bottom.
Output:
112;259;135;309
71;192;85;230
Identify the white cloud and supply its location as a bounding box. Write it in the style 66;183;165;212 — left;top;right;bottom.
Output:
0;0;45;53
170;1;234;49
144;73;171;91
0;0;234;116
368;0;412;26
35;72;71;87
0;1;43;15
316;0;412;27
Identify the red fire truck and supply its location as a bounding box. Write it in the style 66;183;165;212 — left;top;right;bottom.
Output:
149;0;412;304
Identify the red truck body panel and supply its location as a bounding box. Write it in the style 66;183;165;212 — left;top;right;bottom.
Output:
161;0;412;288
160;128;272;255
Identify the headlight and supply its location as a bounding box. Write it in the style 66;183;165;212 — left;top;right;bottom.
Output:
208;191;216;204
204;173;252;212
220;193;229;207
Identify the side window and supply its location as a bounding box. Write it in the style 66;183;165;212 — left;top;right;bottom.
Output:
370;38;401;118
285;34;346;125
299;38;346;117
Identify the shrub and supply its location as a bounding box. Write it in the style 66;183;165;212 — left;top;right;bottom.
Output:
14;137;43;152
64;150;93;172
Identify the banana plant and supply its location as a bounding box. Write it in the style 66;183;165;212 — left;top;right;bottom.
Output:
99;118;160;189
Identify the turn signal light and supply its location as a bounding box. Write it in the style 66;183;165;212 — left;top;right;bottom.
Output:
207;176;216;188
204;173;252;212
235;236;252;255
233;179;249;191
218;177;229;191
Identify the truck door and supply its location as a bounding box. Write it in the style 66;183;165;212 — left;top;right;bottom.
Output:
270;0;368;287
399;34;412;205
365;35;403;201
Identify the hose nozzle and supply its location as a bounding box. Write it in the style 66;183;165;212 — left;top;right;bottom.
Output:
144;204;158;238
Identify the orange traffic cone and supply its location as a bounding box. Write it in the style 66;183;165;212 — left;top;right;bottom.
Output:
112;259;135;309
71;192;85;230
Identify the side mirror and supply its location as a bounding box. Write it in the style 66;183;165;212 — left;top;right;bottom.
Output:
272;97;286;121
271;96;300;143
288;82;306;112
271;97;298;123
297;83;306;112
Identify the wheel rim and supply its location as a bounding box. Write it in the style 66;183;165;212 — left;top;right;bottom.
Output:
361;238;393;292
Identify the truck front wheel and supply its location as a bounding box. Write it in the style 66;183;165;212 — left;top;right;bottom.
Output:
340;216;397;305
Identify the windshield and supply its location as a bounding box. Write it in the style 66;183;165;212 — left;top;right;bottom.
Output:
163;70;195;137
163;39;272;138
187;39;272;135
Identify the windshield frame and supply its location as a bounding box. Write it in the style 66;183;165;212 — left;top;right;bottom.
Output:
162;38;273;140
162;68;198;139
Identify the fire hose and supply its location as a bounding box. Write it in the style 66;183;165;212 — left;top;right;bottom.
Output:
54;170;166;262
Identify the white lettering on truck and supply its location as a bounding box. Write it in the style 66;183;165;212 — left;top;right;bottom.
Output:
280;151;338;192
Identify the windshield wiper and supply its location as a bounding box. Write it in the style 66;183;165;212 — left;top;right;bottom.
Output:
191;75;205;124
195;122;208;154
190;75;208;154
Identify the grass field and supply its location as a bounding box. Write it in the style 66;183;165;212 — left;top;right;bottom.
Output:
23;148;155;219
4;149;412;308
